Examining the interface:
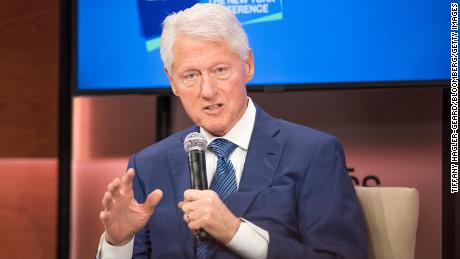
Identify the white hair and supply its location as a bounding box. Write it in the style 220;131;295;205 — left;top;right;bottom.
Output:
160;3;249;72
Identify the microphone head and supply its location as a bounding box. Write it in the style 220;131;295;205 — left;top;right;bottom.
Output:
184;132;208;153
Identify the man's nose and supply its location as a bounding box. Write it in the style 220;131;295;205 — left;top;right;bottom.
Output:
200;73;217;100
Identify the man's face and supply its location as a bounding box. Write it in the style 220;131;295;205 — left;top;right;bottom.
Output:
166;36;254;136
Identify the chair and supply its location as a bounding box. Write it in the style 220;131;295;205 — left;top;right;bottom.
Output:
355;187;419;259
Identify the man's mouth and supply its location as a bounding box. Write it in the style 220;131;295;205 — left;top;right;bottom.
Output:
204;103;223;110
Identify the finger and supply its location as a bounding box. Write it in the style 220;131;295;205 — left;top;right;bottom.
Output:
183;212;190;223
143;189;163;212
178;201;184;208
182;210;204;223
122;168;135;193
107;178;122;198
181;193;215;213
183;189;209;202
185;204;209;221
180;199;202;214
100;211;110;228
102;191;114;210
187;217;203;231
99;210;109;222
189;212;215;231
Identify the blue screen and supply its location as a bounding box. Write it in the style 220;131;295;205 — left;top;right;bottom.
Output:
77;0;450;91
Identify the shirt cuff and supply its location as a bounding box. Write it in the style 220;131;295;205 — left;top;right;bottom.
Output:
97;232;134;259
226;219;269;259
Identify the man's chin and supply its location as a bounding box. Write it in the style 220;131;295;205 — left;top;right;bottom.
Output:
202;124;227;137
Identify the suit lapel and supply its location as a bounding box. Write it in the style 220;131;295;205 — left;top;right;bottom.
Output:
226;106;284;216
207;106;285;258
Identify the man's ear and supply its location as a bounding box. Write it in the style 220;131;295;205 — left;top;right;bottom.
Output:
244;48;255;82
164;67;178;96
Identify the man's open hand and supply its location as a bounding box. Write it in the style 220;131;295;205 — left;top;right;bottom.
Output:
100;168;163;246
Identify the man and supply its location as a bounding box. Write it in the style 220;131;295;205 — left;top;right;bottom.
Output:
97;3;368;259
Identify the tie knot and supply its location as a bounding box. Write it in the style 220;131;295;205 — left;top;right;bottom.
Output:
208;138;237;158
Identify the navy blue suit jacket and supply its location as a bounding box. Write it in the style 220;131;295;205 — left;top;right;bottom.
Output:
128;106;368;258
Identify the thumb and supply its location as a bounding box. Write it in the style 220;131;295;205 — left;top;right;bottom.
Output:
143;189;163;212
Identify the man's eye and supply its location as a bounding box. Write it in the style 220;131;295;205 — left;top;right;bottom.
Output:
214;66;231;79
215;67;227;74
183;72;198;81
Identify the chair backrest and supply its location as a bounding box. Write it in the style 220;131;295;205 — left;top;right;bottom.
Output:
355;186;419;259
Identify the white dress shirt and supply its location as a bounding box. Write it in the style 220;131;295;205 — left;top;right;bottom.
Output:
98;98;268;259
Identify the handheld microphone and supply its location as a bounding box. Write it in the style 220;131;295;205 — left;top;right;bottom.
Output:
183;132;208;240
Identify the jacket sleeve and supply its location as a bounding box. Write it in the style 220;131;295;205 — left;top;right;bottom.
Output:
267;137;368;259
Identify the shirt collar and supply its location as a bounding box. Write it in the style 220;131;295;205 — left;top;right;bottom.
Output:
200;98;256;151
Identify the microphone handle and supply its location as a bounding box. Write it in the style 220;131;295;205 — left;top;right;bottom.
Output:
188;150;208;190
188;150;209;241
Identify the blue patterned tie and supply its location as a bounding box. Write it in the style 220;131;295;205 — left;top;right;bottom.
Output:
196;138;238;259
